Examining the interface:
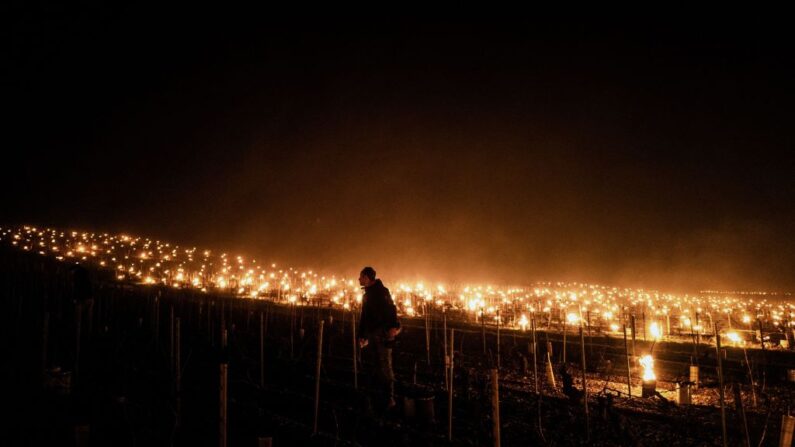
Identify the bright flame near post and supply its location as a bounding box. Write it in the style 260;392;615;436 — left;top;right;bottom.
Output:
650;322;662;340
639;355;656;381
566;312;579;324
518;314;529;331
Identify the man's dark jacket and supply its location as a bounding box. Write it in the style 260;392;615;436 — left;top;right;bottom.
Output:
359;279;400;339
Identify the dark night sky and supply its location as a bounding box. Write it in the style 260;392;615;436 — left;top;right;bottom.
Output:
3;6;794;292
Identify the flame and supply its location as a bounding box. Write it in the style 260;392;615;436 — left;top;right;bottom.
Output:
518;314;529;330
566;312;579;324
639;355;656;381
650;322;662;340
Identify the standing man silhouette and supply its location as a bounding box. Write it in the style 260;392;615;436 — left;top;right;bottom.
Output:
357;266;401;415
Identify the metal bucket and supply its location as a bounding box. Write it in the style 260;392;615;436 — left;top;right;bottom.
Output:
401;385;435;425
415;395;435;425
641;380;656;398
787;369;795;384
403;395;435;424
676;382;691;405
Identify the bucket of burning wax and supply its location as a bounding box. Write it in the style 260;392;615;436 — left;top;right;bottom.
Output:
787;369;795;384
641;380;657;398
399;384;435;425
639;355;657;398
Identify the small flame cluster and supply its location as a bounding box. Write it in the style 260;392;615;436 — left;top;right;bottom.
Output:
2;225;794;347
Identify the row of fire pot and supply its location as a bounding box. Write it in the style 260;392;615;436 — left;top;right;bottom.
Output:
641;363;795;404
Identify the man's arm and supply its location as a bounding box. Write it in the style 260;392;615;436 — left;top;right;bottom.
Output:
385;291;400;328
384;291;401;339
358;296;369;341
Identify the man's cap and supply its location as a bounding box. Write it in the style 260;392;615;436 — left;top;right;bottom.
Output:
360;266;376;280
